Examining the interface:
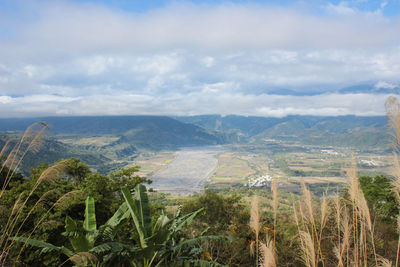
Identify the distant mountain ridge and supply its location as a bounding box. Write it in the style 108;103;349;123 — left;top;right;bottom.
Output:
0;116;225;175
0;115;393;175
175;115;388;133
175;115;392;149
0;115;392;150
0;116;210;134
0;133;110;175
0;116;224;149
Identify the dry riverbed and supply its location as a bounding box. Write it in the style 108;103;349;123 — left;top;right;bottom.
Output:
150;146;226;195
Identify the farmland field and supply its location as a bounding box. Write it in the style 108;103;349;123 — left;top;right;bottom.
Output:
133;141;395;195
133;151;177;177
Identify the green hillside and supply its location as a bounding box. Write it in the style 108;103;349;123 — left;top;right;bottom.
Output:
0;116;224;149
0;134;111;175
0;116;225;174
0;115;392;176
176;115;391;149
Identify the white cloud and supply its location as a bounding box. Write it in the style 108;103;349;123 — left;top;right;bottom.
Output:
83;56;113;76
1;1;399;61
202;56;215;68
375;81;398;90
0;96;13;104
0;1;399;117
324;1;389;17
0;92;395;118
23;65;37;78
325;2;357;15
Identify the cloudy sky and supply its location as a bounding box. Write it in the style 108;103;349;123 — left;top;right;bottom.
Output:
0;0;400;118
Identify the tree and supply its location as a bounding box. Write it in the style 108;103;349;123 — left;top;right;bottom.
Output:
108;166;152;195
2;159;152;266
65;158;92;185
0;157;24;189
12;196;131;266
115;185;231;267
359;175;398;223
13;185;230;267
182;190;252;266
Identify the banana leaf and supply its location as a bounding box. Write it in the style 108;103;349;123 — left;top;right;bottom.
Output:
10;236;74;257
121;186;147;249
84;196;97;248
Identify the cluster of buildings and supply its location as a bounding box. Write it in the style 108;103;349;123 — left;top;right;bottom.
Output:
320;149;343;156
245;174;273;187
360;159;379;167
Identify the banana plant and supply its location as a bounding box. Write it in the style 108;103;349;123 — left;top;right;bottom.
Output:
120;184;232;267
12;196;131;266
13;185;231;267
63;196;97;253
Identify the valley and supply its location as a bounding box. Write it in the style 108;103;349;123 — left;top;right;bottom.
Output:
130;141;394;195
0;115;394;196
3;3;400;265
149;146;224;195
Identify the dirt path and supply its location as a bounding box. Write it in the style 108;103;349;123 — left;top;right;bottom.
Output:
150;146;226;195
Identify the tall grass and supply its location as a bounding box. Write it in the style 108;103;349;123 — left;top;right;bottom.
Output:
0;122;48;198
0;122;74;266
247;97;400;266
386;96;400;267
258;96;400;266
271;178;278;263
289;165;383;266
250;195;260;267
260;235;275;267
3;97;400;266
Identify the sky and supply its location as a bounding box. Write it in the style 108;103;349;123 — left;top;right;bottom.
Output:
0;0;400;118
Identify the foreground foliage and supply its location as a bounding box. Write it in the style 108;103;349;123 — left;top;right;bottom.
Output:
5;170;230;266
2;99;400;267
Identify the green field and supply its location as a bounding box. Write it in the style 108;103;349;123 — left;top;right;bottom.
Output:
129;141;394;195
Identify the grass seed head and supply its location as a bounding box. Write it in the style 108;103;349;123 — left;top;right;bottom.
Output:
299;231;316;267
260;236;276;267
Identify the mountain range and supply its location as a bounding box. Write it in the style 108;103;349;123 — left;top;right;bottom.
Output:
175;115;391;148
0;116;223;148
0;115;393;175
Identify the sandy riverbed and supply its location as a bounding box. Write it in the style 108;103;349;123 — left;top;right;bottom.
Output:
150;146;226;195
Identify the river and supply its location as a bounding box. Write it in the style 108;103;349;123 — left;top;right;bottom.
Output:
150;146;226;195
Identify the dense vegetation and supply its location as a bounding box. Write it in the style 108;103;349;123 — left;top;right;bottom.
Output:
1;100;400;266
2;156;399;266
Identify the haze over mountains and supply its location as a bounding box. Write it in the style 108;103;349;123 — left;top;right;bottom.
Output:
0;114;391;147
0;116;222;147
0;114;393;178
176;115;391;147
